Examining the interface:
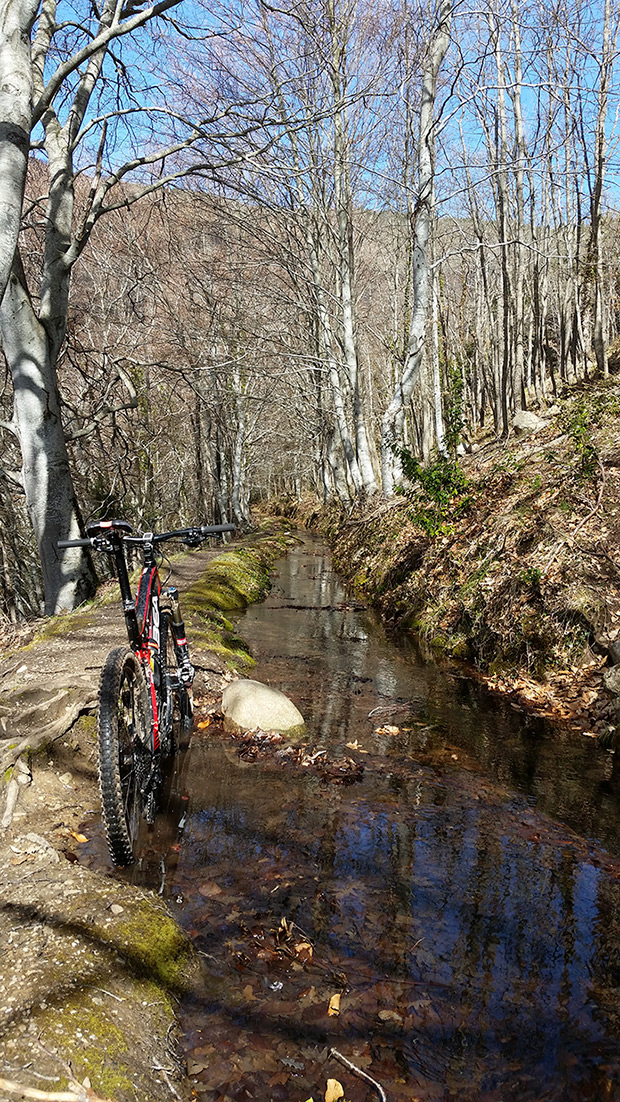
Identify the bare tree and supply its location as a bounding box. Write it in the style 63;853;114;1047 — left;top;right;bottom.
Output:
381;0;452;493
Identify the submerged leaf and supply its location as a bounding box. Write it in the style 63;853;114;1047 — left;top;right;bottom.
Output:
294;940;313;961
327;993;341;1016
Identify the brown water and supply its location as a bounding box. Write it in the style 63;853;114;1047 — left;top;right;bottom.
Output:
92;539;620;1101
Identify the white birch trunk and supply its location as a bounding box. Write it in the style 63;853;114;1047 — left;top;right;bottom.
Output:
381;0;451;494
510;0;526;411
0;0;38;303
591;0;615;377
0;266;96;612
231;362;250;527
330;18;377;495
431;265;445;455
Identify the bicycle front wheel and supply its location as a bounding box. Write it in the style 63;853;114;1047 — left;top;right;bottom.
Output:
98;647;151;866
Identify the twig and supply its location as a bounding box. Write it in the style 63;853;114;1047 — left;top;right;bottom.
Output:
329;1048;388;1102
368;702;415;719
0;1076;114;1101
342;500;409;529
87;985;125;1002
575;542;620;577
152;1066;183;1101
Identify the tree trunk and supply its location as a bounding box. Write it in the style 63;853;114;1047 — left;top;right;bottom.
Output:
0;266;97;613
590;0;615;377
330;6;377;495
381;0;452;493
0;0;37;302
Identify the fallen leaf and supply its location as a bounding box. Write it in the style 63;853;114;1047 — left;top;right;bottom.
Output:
269;1072;289;1087
294;940;313;961
374;725;399;735
197;719;211;729
198;882;222;898
277;916;293;941
70;831;88;843
327;993;341;1016
325;1079;344;1102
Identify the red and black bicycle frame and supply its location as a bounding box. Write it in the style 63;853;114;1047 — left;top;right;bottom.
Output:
98;527;164;752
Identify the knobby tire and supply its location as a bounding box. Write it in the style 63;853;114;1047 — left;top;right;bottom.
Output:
98;647;150;866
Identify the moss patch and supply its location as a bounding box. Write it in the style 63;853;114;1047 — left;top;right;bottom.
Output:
182;531;295;669
184;538;291;615
108;899;194;994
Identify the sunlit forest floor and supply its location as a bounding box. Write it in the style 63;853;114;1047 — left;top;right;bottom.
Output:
295;377;620;743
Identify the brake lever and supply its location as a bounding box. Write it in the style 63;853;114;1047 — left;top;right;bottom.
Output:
92;535;114;553
182;533;203;548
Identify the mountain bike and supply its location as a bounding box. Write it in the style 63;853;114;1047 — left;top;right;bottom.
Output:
58;519;234;866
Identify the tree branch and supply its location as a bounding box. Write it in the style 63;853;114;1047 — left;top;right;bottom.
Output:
32;0;183;125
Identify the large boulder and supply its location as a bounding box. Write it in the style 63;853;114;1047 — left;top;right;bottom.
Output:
222;679;305;736
513;410;546;434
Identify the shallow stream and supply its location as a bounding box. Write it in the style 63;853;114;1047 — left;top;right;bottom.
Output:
96;539;620;1100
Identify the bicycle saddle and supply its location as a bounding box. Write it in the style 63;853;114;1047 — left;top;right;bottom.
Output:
86;520;134;537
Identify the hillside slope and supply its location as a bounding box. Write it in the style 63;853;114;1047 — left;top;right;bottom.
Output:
316;379;620;741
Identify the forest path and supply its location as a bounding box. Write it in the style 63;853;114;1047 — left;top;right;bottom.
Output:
0;545;231;1102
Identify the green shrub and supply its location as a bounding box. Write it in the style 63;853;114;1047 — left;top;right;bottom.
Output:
397;449;471;537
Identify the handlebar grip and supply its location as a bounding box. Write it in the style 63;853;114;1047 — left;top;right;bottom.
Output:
57;538;92;549
199;524;236;535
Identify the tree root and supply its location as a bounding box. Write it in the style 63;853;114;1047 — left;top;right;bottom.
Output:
1;755;31;830
0;695;97;775
0;1075;115;1101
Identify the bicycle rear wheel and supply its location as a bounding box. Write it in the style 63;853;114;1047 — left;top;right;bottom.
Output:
98;647;151;866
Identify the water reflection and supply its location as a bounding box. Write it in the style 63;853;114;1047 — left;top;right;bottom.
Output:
132;539;620;1099
173;736;620;1100
242;542;620;854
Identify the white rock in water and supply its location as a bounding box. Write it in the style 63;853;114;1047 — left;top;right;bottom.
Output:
222;679;305;735
513;410;546;434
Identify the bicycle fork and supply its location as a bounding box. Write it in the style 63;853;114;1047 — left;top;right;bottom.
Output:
163;586;195;686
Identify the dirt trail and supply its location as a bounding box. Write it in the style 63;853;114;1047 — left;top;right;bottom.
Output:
0;548;229;1102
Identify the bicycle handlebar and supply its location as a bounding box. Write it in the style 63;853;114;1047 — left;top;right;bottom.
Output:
58;523;235;551
149;524;236;544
